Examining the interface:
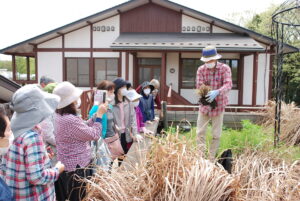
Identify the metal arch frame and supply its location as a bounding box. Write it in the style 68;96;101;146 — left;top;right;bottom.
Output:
271;0;300;147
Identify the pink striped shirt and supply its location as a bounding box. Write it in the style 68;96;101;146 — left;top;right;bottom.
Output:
54;114;102;171
196;62;232;117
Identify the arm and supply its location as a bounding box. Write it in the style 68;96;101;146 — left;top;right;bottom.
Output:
69;116;102;142
40;118;56;146
25;133;59;185
196;66;205;89
130;103;138;136
151;97;155;120
218;66;232;95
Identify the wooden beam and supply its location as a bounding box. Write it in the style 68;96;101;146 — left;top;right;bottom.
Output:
238;55;245;106
252;52;258;106
89;24;94;89
125;52;129;80
26;56;30;81
161;52;167;101
12;55;16;81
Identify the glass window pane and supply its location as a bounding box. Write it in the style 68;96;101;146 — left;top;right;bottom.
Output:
15;56;27;80
139;67;151;85
106;59;118;77
78;59;89;87
95;59;106;85
29;57;36;80
138;58;161;66
181;59;202;88
231;60;238;89
66;59;78;86
153;68;161;81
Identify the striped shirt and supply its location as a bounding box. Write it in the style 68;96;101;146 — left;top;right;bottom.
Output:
54;114;102;171
0;130;59;201
196;62;232;117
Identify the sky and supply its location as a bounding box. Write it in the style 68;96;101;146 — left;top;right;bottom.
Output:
0;0;282;60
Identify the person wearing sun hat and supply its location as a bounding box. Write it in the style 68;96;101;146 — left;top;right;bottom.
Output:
0;84;65;201
53;81;108;201
196;46;232;159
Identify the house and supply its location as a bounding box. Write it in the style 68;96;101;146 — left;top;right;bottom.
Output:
0;0;298;108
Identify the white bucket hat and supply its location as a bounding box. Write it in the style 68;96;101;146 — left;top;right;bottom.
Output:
126;89;142;102
10;84;60;138
200;46;222;62
53;81;83;109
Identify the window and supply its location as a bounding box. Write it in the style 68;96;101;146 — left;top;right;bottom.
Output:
181;59;203;88
180;58;239;89
15;56;36;82
219;59;238;89
94;58;118;85
66;58;89;87
138;58;161;85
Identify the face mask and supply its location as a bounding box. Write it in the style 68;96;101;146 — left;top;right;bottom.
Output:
143;88;151;95
107;94;115;103
0;134;14;156
132;100;140;108
206;62;216;69
76;98;81;108
120;88;128;96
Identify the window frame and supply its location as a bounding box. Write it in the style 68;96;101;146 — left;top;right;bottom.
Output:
65;57;91;88
93;58;119;85
179;58;239;90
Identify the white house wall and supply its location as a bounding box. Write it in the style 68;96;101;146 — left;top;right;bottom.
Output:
212;26;232;33
256;53;270;105
93;52;119;58
38;52;63;82
65;26;90;48
228;90;238;105
182;15;210;33
243;55;254;105
93;15;120;48
38;36;62;48
65;52;90;57
129;54;133;83
180;89;199;104
166;53;179;92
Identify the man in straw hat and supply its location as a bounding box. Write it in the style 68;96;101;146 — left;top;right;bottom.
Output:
196;46;232;159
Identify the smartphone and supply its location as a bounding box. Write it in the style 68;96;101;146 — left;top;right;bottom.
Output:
46;146;54;156
94;90;107;105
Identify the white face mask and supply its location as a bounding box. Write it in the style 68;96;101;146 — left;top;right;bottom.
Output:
206;62;216;69
0;134;14;156
120;88;128;96
76;98;81;108
107;94;115;103
132;100;140;107
143;88;151;95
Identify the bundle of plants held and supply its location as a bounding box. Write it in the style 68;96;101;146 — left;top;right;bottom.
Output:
259;100;300;145
196;84;217;109
84;133;237;201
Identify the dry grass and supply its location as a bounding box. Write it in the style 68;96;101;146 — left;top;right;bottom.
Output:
84;129;300;201
259;100;300;145
84;133;237;201
233;150;300;201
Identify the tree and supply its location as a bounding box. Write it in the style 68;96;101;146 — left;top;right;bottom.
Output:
245;4;300;105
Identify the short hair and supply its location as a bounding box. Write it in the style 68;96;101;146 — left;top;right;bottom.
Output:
97;80;115;91
0;114;7;138
40;76;54;85
56;102;77;116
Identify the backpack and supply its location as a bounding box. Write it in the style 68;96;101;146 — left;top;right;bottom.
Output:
0;177;14;201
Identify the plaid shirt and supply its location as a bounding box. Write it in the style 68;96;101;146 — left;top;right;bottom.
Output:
196;62;232;117
54;114;102;171
0;130;59;201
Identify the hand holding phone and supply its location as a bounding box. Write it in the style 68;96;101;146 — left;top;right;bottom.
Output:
94;90;107;105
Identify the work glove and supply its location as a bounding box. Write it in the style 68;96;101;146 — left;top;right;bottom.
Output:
206;90;219;103
142;127;154;135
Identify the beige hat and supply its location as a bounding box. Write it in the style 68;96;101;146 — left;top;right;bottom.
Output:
53;82;82;109
150;79;160;89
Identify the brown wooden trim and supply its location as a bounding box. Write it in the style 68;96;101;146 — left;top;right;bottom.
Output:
12;55;16;81
161;52;167;101
5;52;35;57
269;55;274;100
252;52;258;106
34;46;38;83
119;50;266;54
238;55;244;106
133;52;139;88
125;52;129;80
118;52;122;77
37;48;115;52
26;57;30;81
62;35;66;81
89;24;94;89
178;52;183;91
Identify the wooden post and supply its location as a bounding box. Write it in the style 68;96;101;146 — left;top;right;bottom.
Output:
252;52;258;106
12;55;16;81
161;52;167;101
26;56;30;81
162;101;168;130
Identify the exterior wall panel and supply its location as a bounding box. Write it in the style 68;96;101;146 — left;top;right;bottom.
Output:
38;37;62;48
65;26;90;48
256;53;270;105
38;52;63;82
243;55;254;105
166;53;179;92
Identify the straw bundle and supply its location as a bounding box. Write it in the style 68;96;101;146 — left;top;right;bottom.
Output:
196;84;217;109
259;100;300;145
85;133;237;201
233;150;300;201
